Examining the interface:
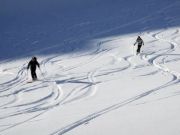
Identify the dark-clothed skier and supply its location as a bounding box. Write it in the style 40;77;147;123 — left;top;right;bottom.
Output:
27;57;40;80
134;36;144;55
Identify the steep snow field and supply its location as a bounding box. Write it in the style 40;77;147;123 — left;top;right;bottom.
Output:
1;0;180;135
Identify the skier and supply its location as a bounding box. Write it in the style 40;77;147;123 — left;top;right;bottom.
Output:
27;56;40;81
134;36;144;55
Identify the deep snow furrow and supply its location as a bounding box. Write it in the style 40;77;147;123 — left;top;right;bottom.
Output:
59;46;132;105
39;40;109;106
61;41;111;73
0;111;46;133
50;22;180;135
145;30;180;81
50;76;177;135
62;70;98;105
34;81;64;110
0;81;62;121
0;64;27;93
35;41;106;108
93;57;131;81
0;63;29;110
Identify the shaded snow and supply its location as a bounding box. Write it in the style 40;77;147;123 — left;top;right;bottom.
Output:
0;0;180;135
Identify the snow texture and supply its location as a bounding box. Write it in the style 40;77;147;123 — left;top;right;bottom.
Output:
0;0;180;135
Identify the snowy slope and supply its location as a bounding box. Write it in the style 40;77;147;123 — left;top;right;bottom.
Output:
1;0;180;135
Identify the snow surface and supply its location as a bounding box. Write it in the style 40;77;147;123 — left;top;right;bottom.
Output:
1;0;180;135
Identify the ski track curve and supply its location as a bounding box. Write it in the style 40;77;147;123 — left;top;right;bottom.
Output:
143;30;180;83
50;3;180;134
0;1;180;134
50;74;178;135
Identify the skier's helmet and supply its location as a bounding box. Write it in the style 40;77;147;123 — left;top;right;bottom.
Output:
137;36;141;40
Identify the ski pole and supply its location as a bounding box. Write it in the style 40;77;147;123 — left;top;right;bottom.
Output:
39;67;45;78
27;69;29;80
133;44;135;55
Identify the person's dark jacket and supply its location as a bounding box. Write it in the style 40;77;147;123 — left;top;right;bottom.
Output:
27;59;40;71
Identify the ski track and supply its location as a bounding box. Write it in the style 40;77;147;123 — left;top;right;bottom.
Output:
0;38;114;132
144;30;180;81
50;7;180;135
1;1;180;134
50;76;178;135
